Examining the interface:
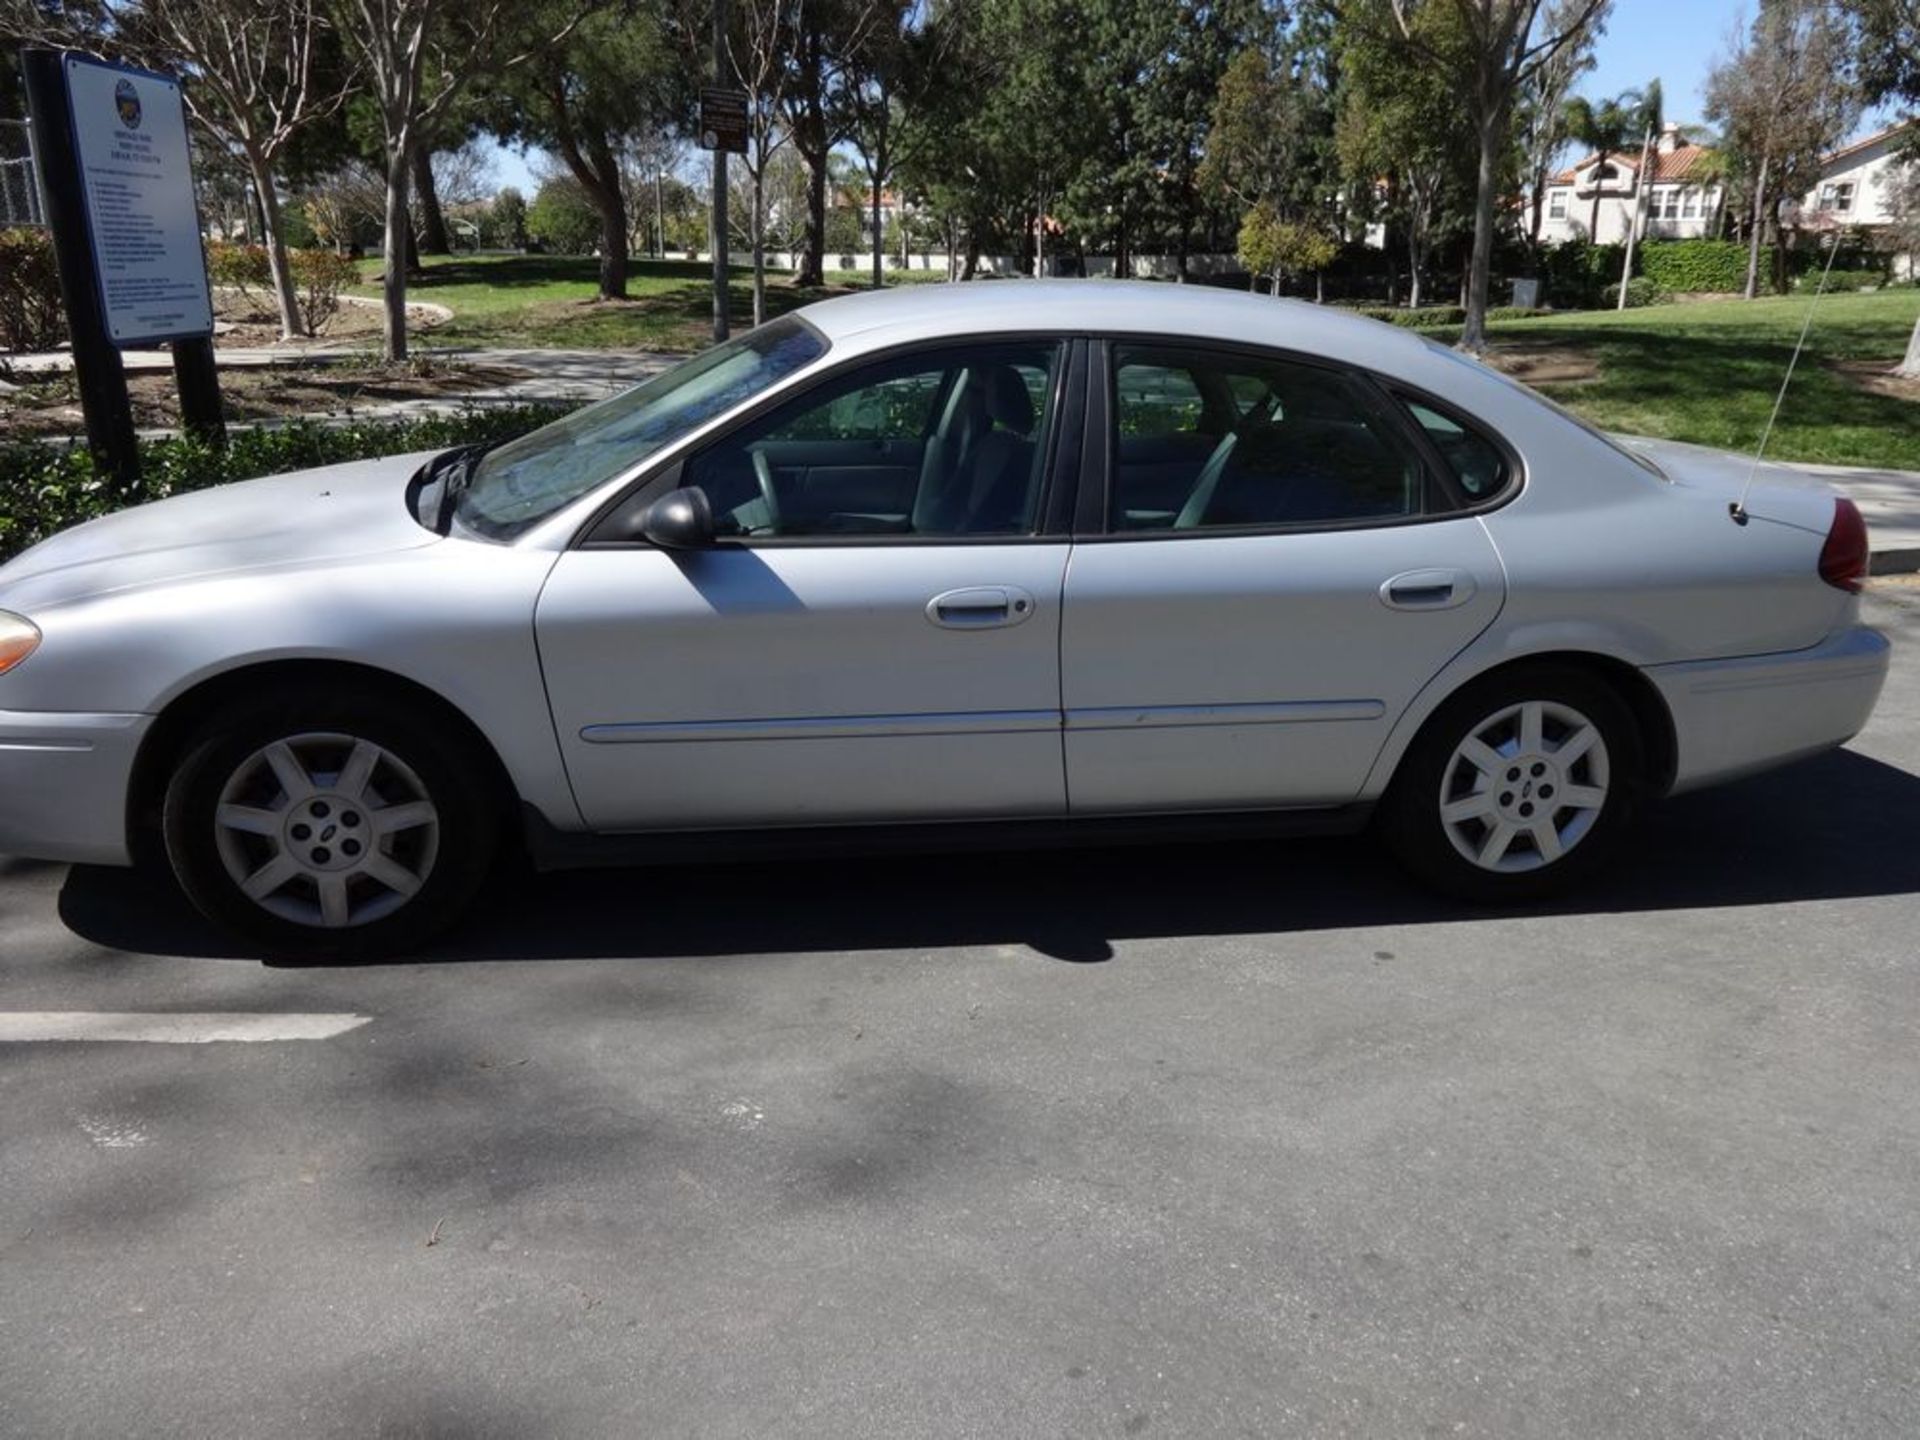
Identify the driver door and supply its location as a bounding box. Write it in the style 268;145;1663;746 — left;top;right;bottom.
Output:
536;338;1080;833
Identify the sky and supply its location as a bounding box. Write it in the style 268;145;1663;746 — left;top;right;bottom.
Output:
476;0;1887;200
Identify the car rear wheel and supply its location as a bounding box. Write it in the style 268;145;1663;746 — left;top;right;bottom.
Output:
1382;666;1644;902
162;686;498;960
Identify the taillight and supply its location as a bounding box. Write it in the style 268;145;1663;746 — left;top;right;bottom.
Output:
1818;497;1869;593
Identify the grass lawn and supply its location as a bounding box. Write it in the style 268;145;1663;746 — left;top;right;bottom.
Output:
355;256;1919;471
350;253;942;353
1473;290;1920;471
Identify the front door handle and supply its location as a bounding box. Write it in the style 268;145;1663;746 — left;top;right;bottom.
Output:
927;586;1035;629
1380;568;1475;611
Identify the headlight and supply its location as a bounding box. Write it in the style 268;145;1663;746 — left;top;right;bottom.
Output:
0;611;40;675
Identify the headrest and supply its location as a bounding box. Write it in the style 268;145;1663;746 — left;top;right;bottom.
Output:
980;365;1035;434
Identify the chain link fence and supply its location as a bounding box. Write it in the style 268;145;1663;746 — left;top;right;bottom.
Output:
0;119;43;227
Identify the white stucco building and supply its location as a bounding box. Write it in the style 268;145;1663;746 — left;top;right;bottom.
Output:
1527;124;1724;245
1800;123;1915;245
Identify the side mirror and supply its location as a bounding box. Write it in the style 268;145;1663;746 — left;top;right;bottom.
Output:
636;486;716;550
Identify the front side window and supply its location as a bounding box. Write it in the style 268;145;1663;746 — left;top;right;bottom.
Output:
456;316;825;540
682;342;1061;538
1110;345;1429;532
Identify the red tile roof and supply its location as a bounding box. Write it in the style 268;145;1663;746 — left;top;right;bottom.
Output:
1548;143;1716;186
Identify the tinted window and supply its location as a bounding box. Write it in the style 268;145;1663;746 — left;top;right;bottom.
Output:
1402;399;1510;499
684;343;1060;538
1111;345;1427;532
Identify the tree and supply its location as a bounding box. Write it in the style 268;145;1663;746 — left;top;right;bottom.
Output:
502;4;680;300
1705;0;1858;300
525;173;600;252
1238;204;1338;292
1560;90;1635;239
1336;2;1479;305
486;185;528;248
1614;79;1661;308
1515;0;1598;255
1336;0;1614;350
1838;0;1919;373
327;0;587;359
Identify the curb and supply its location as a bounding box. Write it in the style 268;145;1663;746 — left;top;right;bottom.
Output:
1871;548;1920;576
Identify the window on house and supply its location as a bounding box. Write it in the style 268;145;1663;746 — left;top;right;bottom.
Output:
1681;187;1700;219
1834;181;1856;213
1659;189;1682;220
1548;189;1567;220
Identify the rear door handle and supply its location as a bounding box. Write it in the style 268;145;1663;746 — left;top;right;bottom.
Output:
927;586;1035;629
1380;568;1475;611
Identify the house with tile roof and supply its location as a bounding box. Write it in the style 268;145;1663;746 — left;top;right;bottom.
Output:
1524;123;1724;246
1799;123;1915;246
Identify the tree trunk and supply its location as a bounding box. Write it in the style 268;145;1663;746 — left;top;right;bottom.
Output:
1408;225;1424;308
412;145;450;255
381;146;412;363
871;171;884;289
1898;313;1920;379
1587;149;1606;241
798;143;826;285
243;145;307;340
596;185;629;300
752;167;767;326
1618;128;1656;309
1744;153;1770;300
1460;108;1503;353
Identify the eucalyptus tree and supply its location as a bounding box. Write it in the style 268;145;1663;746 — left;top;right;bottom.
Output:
1705;0;1858;299
1613;78;1661;306
1333;0;1613;350
1838;0;1918;373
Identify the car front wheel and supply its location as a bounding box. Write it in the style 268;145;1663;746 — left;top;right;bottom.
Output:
1382;666;1644;902
161;686;498;960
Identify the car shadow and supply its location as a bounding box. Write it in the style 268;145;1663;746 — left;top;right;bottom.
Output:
56;748;1920;967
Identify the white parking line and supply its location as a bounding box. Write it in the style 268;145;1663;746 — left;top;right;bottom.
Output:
0;1012;370;1043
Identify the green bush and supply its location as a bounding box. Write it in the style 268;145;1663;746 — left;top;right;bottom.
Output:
1346;304;1465;329
1793;269;1883;293
1486;305;1550;322
1539;239;1627;309
0;405;568;563
205;241;273;300
1602;276;1665;308
0;227;65;352
1638;239;1771;294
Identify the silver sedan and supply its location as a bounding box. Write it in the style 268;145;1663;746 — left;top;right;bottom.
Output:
0;283;1890;958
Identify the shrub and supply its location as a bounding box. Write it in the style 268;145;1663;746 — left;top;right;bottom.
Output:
1638;239;1771;294
289;247;358;331
0;227;65;352
1602;276;1664;308
1486;305;1550;322
1794;269;1883;293
205;241;273;301
1346;304;1465;329
0;405;568;563
1539;239;1627;309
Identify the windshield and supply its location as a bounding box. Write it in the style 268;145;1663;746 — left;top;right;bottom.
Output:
1421;339;1667;481
454;316;828;540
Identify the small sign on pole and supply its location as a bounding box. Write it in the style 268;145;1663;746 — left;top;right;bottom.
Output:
697;88;750;157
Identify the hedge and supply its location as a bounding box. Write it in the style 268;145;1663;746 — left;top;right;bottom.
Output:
1602;276;1665;309
0;405;568;564
1638;239;1774;294
1345;304;1466;329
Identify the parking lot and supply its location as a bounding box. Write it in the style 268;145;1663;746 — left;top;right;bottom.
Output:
1;585;1916;1438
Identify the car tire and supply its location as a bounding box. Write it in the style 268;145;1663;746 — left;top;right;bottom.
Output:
1380;665;1645;903
161;683;500;961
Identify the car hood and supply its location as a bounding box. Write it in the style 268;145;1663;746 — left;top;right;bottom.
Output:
1612;435;1840;536
0;450;444;613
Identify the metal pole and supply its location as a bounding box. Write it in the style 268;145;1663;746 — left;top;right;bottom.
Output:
710;0;729;343
21;48;139;493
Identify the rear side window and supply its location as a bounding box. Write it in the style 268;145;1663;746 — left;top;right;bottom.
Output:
1400;398;1511;499
1110;344;1429;532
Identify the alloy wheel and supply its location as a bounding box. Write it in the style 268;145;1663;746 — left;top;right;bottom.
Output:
1437;699;1611;874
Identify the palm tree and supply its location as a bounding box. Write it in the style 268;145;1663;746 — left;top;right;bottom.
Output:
1616;80;1665;308
1561;93;1638;241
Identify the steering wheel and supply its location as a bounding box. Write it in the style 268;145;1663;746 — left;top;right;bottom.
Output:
749;447;784;534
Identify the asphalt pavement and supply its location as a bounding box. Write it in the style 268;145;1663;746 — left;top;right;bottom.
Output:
4;587;1920;1438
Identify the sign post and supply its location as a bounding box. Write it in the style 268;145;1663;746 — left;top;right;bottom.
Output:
698;1;749;346
21;48;223;482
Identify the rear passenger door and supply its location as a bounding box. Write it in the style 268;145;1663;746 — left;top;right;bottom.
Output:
1060;341;1510;814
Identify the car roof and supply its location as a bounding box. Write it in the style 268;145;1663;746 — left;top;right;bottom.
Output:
797;279;1431;370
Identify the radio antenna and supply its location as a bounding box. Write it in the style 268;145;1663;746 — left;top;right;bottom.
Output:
1731;229;1842;524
